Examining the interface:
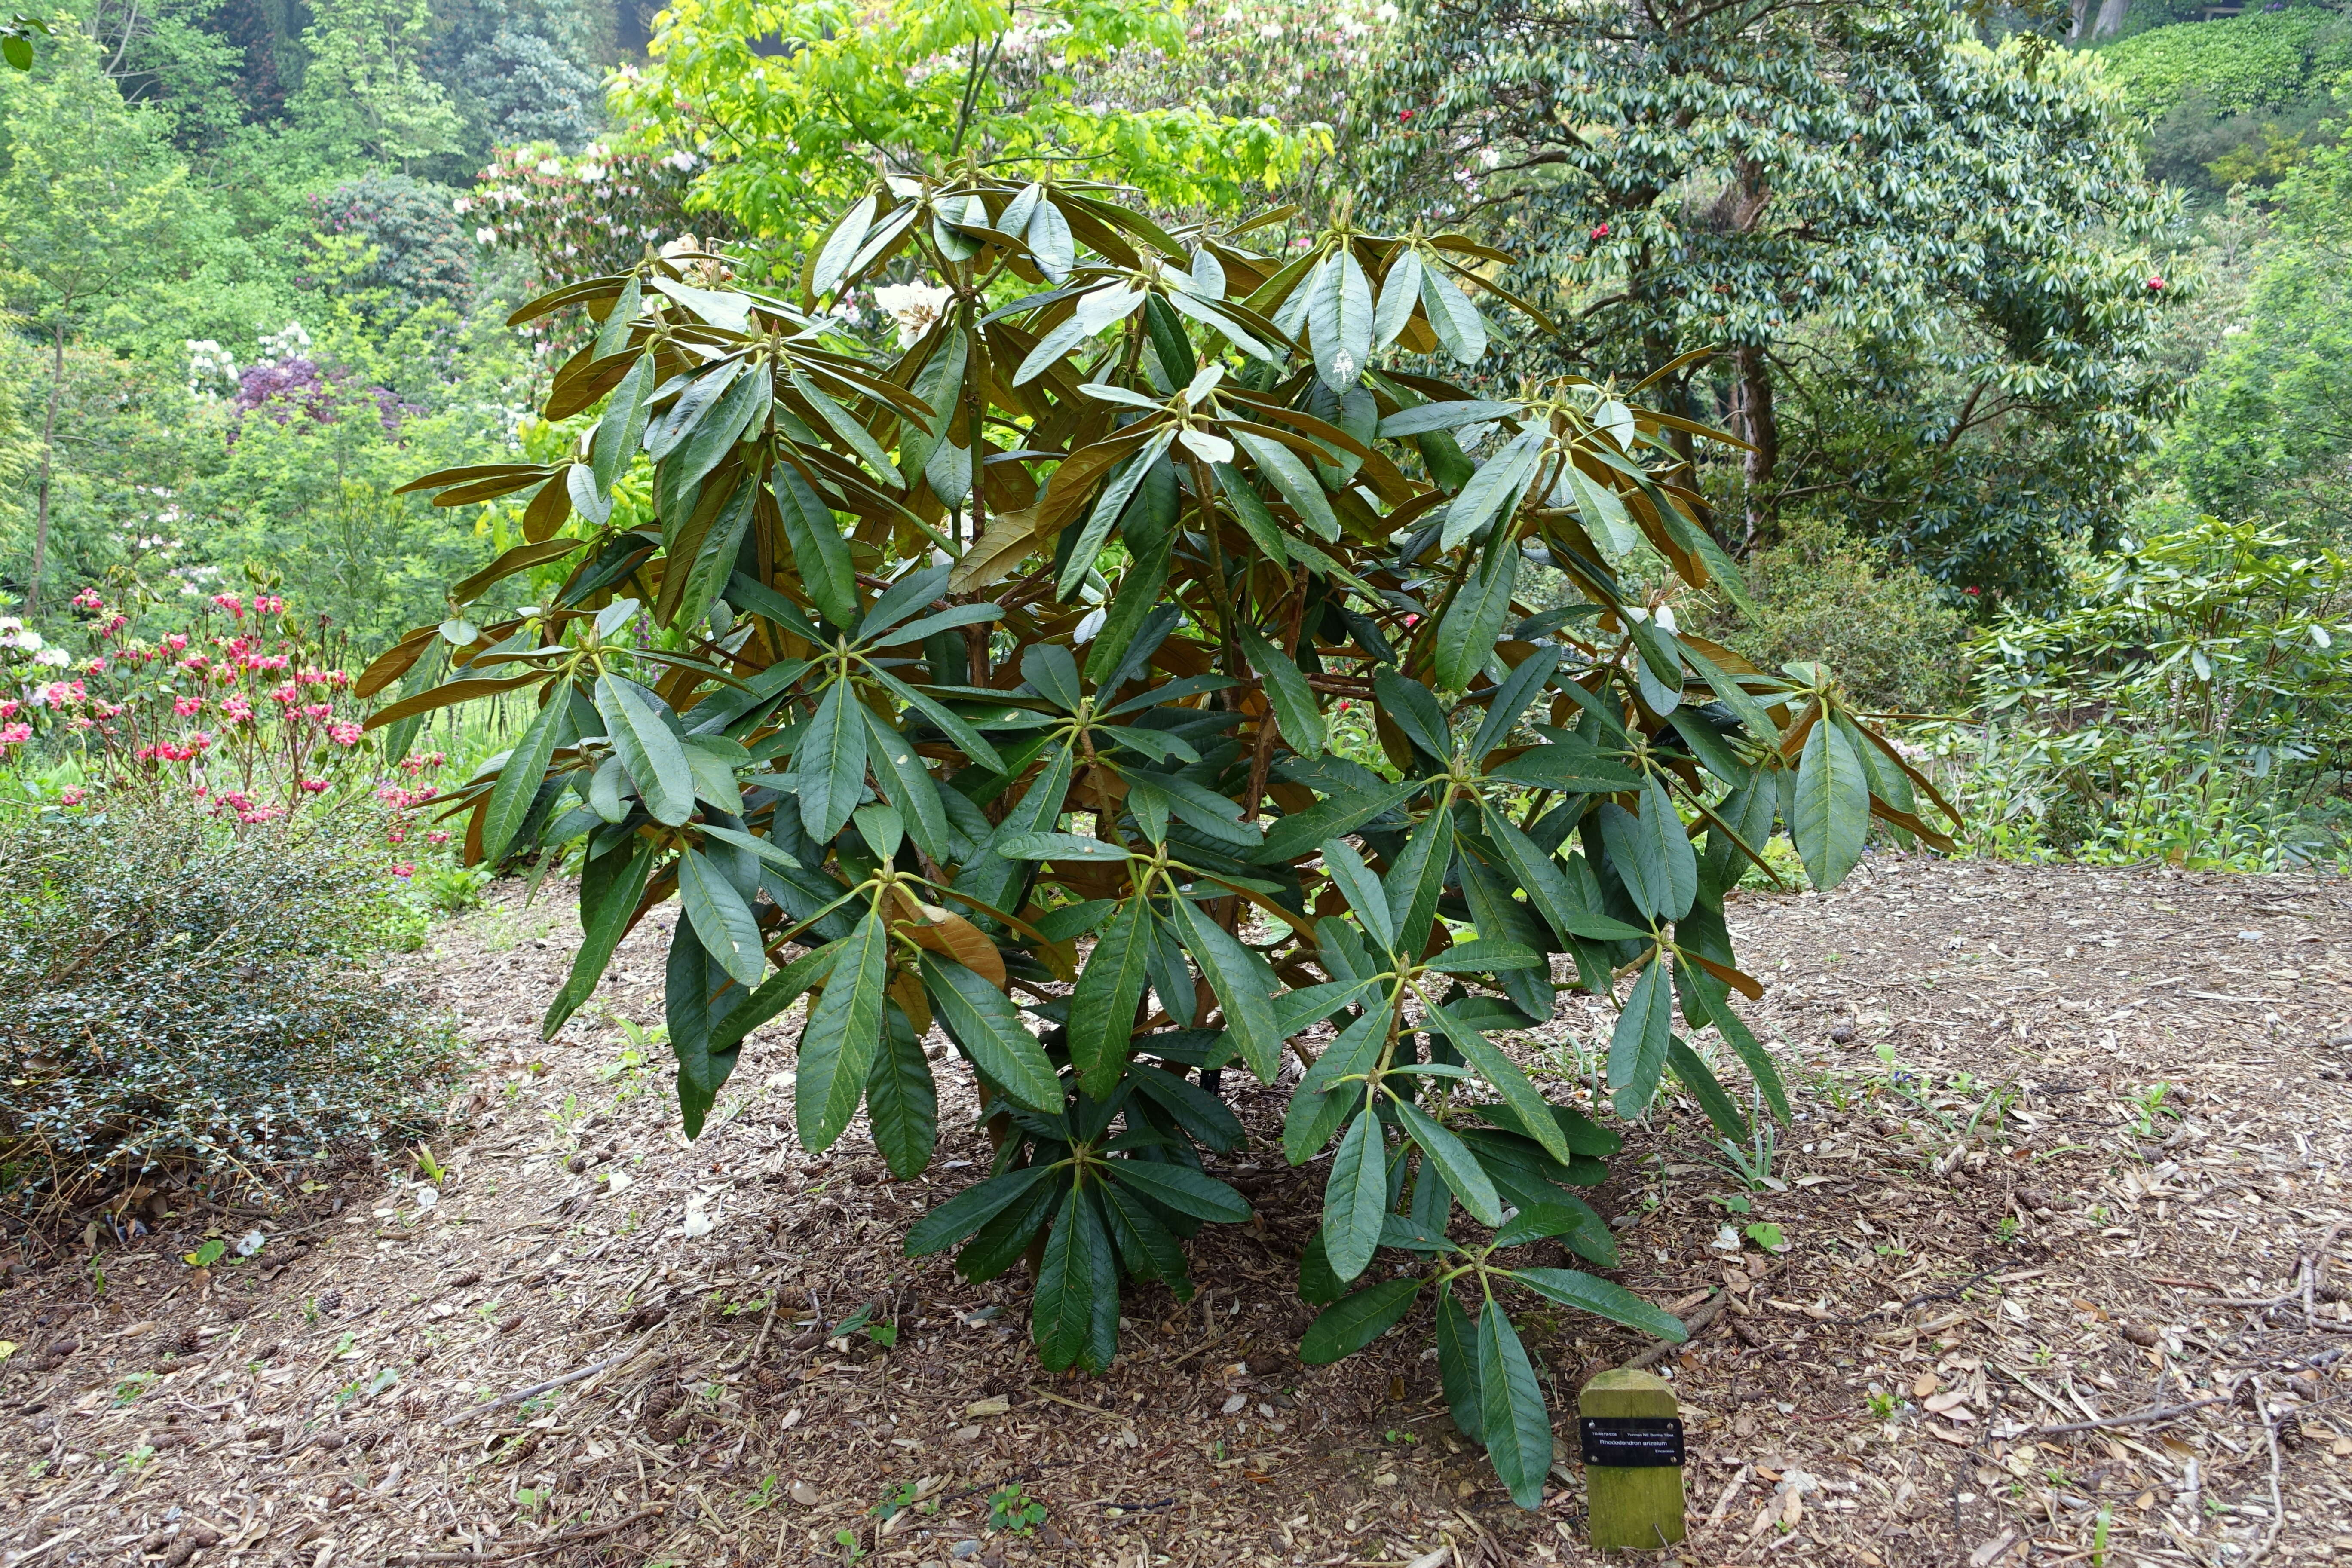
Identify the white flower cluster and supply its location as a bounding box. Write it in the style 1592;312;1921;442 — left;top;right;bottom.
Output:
259;321;312;360
186;339;239;399
873;282;953;347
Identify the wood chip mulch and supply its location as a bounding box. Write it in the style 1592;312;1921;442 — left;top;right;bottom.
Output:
3;852;2350;1567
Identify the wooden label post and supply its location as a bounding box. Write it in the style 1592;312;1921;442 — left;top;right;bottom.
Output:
1579;1369;1686;1551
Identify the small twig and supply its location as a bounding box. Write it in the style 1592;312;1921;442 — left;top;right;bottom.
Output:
2019;1393;2232;1438
2244;1377;2287;1568
392;1505;665;1562
1623;1288;1727;1370
441;1332;656;1426
721;1278;784;1373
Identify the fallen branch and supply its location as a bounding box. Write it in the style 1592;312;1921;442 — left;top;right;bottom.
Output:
2021;1393;2232;1438
441;1332;656;1427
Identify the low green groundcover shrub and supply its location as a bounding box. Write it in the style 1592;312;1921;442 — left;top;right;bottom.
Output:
0;803;464;1216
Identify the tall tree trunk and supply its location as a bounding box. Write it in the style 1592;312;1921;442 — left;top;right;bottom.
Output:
2092;0;2132;39
27;321;64;616
1733;343;1779;553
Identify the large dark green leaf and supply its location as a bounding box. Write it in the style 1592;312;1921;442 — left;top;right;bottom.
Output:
677;847;767;986
481;690;565;864
795;904;888;1151
590;353;654;498
1097;1175;1193;1294
1066;896;1153;1097
1435;1289;1482;1444
1597;784;1695;923
919;953;1061;1112
1667;1037;1747;1139
1323;1111;1388;1283
1477;1301;1553;1509
905;1163;1060;1256
1508;1268;1687;1343
1237;624;1325;759
1791;716;1868;890
1106;1159;1250;1222
956;745;1075;918
543;836;654;1035
1607;958;1674;1117
1424;1006;1579;1169
1478;805;1648;945
1467;646;1559;761
1231;428;1339;542
667;918;737;1137
1484;738;1644;792
1439;426;1544;552
1393;1101;1502;1226
796;679;868;845
866;1005;939;1179
1258;778;1419;864
1433;541;1519;692
1299;1277;1423;1364
595;675;694;827
862;705;952;862
774;465;859;629
1034;1185;1120;1373
1167;895;1282;1083
1384;805;1454;959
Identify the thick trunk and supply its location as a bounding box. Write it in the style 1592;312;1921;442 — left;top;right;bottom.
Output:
2092;0;2132;39
27;322;64;616
1732;343;1779;552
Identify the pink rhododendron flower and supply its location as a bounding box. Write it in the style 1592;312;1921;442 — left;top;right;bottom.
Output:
391;861;415;878
297;777;328;793
0;721;31;747
59;787;85;806
425;830;451;845
328;721;362;746
71;588;104;611
211;593;244;617
173;696;203;717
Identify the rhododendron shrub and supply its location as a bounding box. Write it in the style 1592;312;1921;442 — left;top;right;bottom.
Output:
381;172;1951;1506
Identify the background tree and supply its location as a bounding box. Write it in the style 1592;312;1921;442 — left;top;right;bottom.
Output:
0;20;199;611
284;0;464;170
609;0;1313;254
1365;0;2178;596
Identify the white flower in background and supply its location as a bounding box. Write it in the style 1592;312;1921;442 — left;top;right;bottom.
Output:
475;227;496;246
660;234;701;259
451;195;472;215
0;616;23;633
536;158;563;176
873;282;952;346
665;149;698;172
259;321;311;359
577;164;606;182
34;648;69;667
185;339;237;399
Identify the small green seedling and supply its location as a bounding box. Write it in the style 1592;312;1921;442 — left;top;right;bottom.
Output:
988;1483;1047;1534
1744;1221;1788;1253
185;1238;227;1268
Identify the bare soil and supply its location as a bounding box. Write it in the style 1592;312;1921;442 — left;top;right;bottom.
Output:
5;853;2352;1568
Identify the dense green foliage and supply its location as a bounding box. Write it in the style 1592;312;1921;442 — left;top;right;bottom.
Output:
1942;511;2352;868
0;802;463;1213
1365;0;2179;599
